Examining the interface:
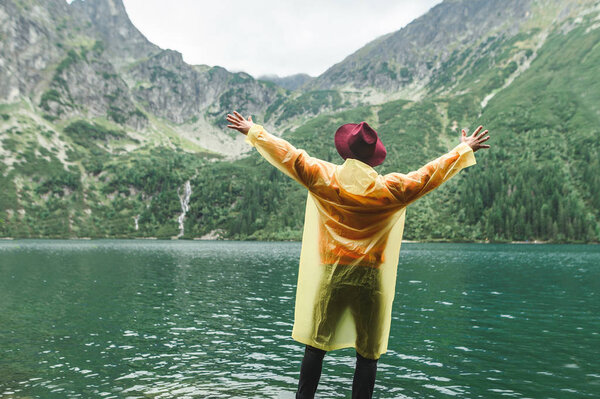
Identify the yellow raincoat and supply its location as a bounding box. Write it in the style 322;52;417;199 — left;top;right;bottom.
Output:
246;124;476;359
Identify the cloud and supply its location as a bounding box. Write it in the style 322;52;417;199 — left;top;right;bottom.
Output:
122;0;442;77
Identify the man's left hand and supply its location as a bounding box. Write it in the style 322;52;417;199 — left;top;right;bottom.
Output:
461;126;490;152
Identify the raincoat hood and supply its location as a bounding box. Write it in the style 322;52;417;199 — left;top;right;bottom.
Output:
335;159;379;195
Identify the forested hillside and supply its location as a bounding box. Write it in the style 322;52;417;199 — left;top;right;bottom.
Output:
0;0;598;242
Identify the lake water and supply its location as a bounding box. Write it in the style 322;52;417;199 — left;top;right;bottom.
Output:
0;241;598;398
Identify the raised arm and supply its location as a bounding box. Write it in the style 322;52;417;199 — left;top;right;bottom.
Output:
226;111;332;188
384;126;490;206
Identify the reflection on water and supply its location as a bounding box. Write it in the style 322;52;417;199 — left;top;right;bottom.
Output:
0;241;598;398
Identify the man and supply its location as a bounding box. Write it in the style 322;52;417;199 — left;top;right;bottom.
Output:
226;111;490;398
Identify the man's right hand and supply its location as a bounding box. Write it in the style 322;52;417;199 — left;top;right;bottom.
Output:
461;126;491;152
226;111;254;135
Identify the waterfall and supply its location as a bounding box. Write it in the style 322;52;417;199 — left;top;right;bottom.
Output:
133;215;139;231
177;180;192;238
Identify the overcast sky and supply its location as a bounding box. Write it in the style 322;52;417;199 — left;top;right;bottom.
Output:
120;0;443;78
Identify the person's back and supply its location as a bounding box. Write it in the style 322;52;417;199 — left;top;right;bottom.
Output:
304;157;403;267
226;111;490;398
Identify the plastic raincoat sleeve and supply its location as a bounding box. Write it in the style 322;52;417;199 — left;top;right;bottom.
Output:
245;124;332;188
383;142;476;206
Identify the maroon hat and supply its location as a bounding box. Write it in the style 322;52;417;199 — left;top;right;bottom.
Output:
334;122;386;167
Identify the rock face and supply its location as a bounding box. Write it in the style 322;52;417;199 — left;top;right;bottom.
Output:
128;50;279;125
70;0;160;69
40;47;147;128
0;0;70;100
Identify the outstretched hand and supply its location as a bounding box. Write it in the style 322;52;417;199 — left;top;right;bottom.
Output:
461;126;490;152
226;111;254;135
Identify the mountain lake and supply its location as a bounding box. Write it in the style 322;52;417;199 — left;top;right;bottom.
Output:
0;240;598;398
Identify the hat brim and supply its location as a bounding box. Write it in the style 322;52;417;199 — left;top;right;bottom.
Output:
334;124;387;167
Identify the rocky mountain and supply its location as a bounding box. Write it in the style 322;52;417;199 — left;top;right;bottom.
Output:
0;0;284;156
308;0;563;99
0;0;598;242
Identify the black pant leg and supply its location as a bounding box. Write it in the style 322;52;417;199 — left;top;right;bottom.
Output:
348;267;381;398
352;351;378;399
296;345;327;399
